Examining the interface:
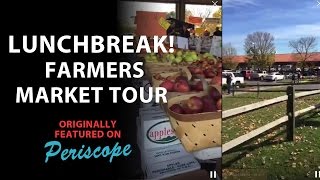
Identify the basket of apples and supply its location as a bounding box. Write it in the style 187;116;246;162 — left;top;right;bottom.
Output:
166;85;222;152
152;67;192;92
188;57;222;83
157;74;214;101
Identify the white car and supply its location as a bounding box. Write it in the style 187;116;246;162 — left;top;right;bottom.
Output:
222;72;245;85
251;71;268;80
264;72;285;81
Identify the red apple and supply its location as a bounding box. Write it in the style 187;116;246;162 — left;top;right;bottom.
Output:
216;98;222;110
204;69;215;78
175;75;188;83
209;87;221;100
203;103;217;112
194;81;204;91
201;95;217;112
182;107;192;114
169;104;185;114
174;80;190;92
210;75;221;85
208;60;215;65
201;95;214;104
188;66;195;74
193;67;203;74
159;80;174;92
186;96;204;113
215;62;222;69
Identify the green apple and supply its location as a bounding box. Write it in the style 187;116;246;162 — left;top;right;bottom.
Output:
191;51;197;56
175;56;182;63
169;54;175;61
203;53;210;58
145;54;152;62
176;50;183;57
191;54;198;61
185;55;193;62
151;55;157;61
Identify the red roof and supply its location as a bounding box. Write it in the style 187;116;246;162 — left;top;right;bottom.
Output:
231;53;320;63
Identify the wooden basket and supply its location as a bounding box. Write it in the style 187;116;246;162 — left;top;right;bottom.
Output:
166;87;221;152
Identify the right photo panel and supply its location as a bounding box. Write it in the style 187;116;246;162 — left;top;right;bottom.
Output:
222;0;320;179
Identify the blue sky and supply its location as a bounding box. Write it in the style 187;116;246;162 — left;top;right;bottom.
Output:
223;0;320;55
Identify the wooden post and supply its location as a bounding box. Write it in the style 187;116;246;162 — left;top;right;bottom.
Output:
257;82;260;98
232;83;235;96
286;86;295;141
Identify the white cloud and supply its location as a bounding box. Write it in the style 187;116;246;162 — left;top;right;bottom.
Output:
223;0;258;8
269;23;320;40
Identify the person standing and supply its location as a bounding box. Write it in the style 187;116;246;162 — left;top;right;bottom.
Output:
213;27;222;36
291;72;296;84
227;74;232;94
297;72;301;83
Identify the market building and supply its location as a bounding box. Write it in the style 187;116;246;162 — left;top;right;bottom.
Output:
232;52;320;71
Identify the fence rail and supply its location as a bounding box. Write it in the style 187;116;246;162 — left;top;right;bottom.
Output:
230;80;320;97
233;89;318;93
222;90;320;119
242;80;320;87
222;104;320;153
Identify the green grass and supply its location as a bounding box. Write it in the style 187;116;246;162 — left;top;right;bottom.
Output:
222;94;320;179
223;95;320;141
223;91;287;110
223;110;320;179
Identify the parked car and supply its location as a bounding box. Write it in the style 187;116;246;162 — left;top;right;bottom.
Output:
241;70;254;80
222;72;245;85
264;72;285;81
251;70;268;80
285;72;300;79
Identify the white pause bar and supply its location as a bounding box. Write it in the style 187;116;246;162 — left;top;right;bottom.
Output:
210;171;217;179
316;171;320;178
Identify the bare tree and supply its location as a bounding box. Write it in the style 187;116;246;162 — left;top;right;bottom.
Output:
223;43;238;70
244;32;275;71
289;36;318;73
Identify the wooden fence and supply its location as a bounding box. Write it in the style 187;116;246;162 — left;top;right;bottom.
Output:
231;81;320;97
222;87;320;154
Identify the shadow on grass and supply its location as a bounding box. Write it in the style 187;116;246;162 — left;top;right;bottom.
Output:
296;110;320;127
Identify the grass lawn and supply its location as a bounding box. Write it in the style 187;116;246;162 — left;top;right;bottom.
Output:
223;94;320;141
223;110;320;179
222;92;320;179
223;91;287;110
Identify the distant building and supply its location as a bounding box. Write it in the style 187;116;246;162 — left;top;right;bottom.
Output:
232;53;320;70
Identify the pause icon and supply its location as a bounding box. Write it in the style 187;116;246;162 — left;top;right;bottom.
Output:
316;171;320;178
210;171;217;179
